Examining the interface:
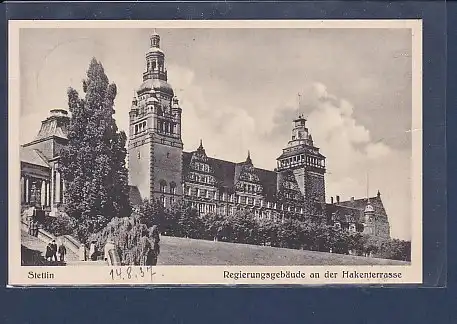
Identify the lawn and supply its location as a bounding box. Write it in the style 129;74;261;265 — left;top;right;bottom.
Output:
157;235;409;266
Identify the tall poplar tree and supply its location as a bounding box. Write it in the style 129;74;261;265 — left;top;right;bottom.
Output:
60;58;131;242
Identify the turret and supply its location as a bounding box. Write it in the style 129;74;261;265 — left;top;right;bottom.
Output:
363;202;375;235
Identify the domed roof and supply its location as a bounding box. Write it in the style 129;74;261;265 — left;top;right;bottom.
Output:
147;47;164;55
364;204;374;213
138;79;174;96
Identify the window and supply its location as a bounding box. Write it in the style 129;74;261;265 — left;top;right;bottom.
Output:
160;181;167;193
170;197;175;206
349;224;356;233
137;152;141;159
170;184;176;195
160;196;166;207
334;222;341;230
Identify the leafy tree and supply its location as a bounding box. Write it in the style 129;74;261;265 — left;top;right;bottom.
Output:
60;58;131;242
276;219;302;249
90;214;152;265
201;212;227;241
136;198;167;229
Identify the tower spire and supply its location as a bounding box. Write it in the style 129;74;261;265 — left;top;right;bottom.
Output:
150;29;160;48
246;150;252;164
297;93;302;118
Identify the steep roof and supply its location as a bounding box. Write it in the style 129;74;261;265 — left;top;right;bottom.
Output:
34;109;69;141
337;195;387;217
326;203;364;223
183;151;278;197
20;146;50;168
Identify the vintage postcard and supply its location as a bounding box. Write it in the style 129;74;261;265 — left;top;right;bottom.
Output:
8;19;422;286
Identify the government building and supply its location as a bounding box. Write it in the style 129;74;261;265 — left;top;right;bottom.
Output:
127;32;391;239
19;31;390;239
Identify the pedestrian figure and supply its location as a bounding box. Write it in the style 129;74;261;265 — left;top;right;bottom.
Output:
50;239;58;261
104;239;116;263
148;225;160;266
79;244;86;261
45;241;53;262
89;241;98;261
58;241;67;262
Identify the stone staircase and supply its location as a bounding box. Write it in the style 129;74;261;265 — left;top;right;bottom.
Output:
21;229;79;265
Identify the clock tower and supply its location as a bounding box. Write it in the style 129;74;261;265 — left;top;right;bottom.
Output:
128;31;183;207
276;114;326;217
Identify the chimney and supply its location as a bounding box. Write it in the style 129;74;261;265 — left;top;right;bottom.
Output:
331;197;334;204
336;195;340;204
351;197;354;202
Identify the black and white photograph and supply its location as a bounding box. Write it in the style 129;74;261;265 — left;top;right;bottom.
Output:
8;20;422;285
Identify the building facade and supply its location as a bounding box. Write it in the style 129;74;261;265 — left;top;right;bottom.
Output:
127;32;391;239
20;109;69;216
19;31;391;239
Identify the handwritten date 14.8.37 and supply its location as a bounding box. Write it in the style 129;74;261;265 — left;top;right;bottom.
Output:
109;266;156;282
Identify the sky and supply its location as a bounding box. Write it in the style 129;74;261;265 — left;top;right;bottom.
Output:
19;27;413;240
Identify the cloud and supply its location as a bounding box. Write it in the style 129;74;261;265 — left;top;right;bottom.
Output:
167;64;257;161
267;82;410;240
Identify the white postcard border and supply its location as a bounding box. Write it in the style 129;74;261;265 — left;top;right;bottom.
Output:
8;19;423;286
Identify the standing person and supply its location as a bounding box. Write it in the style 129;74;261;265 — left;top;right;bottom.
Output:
104;239;115;263
51;239;58;262
79;244;86;261
45;241;53;262
58;241;67;262
148;225;160;266
89;241;98;261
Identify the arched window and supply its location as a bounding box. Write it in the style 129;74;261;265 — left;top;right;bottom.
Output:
159;180;167;193
170;182;176;195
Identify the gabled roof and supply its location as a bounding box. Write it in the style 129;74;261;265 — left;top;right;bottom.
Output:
183;151;278;197
326;203;364;223
337;195;387;217
20;146;50;168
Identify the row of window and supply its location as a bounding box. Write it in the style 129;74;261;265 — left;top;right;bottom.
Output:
157;120;177;135
283;192;301;200
333;221;358;233
278;155;325;168
188;172;215;185
146;59;164;72
190;201;288;222
242;182;261;194
184;187;305;213
160;182;176;195
160;195;176;208
134;121;147;135
193;162;210;173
